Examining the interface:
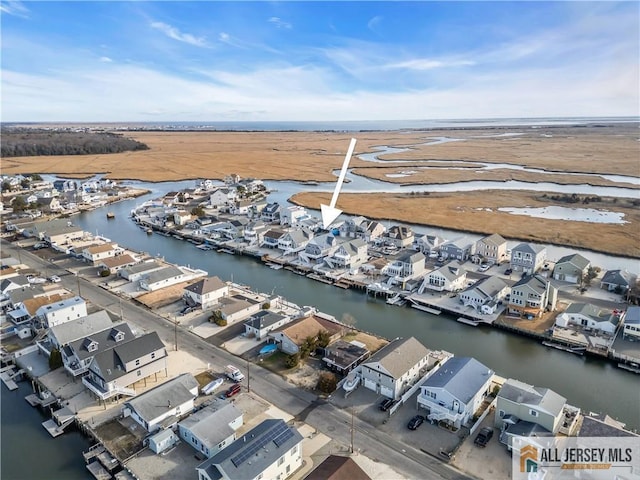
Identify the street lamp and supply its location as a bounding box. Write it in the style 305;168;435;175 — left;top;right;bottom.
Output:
173;315;180;352
75;272;82;297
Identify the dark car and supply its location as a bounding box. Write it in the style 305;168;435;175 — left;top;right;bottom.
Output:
474;427;494;447
225;384;242;398
379;398;394;411
504;268;513;275
407;415;425;430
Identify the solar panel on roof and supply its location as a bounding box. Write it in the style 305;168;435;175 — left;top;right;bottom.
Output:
230;422;290;468
273;428;294;447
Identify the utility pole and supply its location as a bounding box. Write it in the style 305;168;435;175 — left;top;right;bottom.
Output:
173;316;179;352
119;298;124;321
76;272;82;297
350;407;355;454
247;359;250;393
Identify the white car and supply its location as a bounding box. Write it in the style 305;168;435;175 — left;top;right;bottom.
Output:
478;264;491;272
49;275;61;283
28;276;47;284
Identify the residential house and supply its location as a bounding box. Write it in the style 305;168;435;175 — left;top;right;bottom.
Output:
510;243;547;275
243;220;269;245
305;455;372;480
53;179;78;192
278;229;313;254
82;332;168;400
62;322;134;377
508;274;558;319
419;261;467;293
326;239;368;270
280;206;308;227
139;266;187;292
244;311;291;340
600;269;636;293
361;220;386;243
495;378;568;449
231;199;253;215
440;236;476;262
216;295;263;324
183;277;229;310
382;250;426;281
556;303;621;336
385;226;414;248
459;276;509;313
195;419;303;480
417;356;494;428
7;293;69;327
97;254;138;274
623;306;640;341
119;261;165;282
475;234;508;265
42;224;85;248
261;202;281;223
209;188;236;208
35;197;62;213
217;218;249;240
553;253;591;284
261;229;286;249
578;412;639;438
416;234;446;257
37;310;114;357
82;243;122;264
268;315;344;355
0;275;31;295
298;234;342;265
322;340;370;375
339;216;368;238
178;402;243;458
35;296;87;329
122;373;199;433
174;210;192;226
357;336;430;400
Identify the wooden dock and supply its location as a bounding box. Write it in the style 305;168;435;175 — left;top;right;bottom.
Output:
0;368;19;391
456;317;479;327
86;461;111;480
410;304;441;315
26;392;57;408
307;273;335;285
42;406;76;437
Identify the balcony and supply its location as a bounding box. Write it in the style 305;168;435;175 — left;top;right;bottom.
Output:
82;376;135;400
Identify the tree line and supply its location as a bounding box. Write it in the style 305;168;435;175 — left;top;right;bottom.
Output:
0;128;149;157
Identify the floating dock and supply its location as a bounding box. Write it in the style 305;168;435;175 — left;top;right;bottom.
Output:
411;304;441;315
0;366;20;391
42;406;76;437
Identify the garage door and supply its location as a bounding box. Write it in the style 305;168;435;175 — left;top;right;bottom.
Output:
565;275;578;283
380;385;394;399
363;378;376;392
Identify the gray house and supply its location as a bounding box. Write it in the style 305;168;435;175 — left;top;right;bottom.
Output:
510;243;547;274
440;236;476;262
553;253;591;284
244;310;291;340
508;274;558;319
600;269;636;292
383;250;426;280
178;402;243;458
459;276;509;313
417;356;494;428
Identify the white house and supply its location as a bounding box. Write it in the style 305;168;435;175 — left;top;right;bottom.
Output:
35;296;87;328
357;336;430;400
417;356;494;428
178;402;243;458
326;239;368;270
139;266;187;292
82;243;122;264
119;261;165;282
298;234;342;265
209;188;236;208
195;419;303;480
278;229;313;254
183;277;229;310
556;303;621;336
244;311;291;340
280;206;308;227
475;233;508;264
243;220;269;245
419;261;467;293
623;306;640;341
416;233;446;257
382;250;426;280
173;210;192;226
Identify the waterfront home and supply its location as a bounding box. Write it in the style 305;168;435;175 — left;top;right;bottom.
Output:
268;315;344;355
261;202;281;223
244;310;291;340
81;242;122;264
417;356;494;429
326;238;368;270
382;250;426;281
196;419;303;480
278;228;313;254
122;373;199;433
231;199;253;215
439;236;476;262
578;412;639;437
83;332;168;400
7;293;69;327
475;233;508;265
280;205;309;227
243;220;269;245
216;295;263;324
385;225;414;248
622;306;640;341
53;179;78;192
556;303;621;336
298;234;342;265
37;310;114;355
209;188;237;208
4;284;46;311
35;296;87;329
97;254;138;274
119;260;165;282
261;228;286;249
41;224;85;249
339;216;368;238
35;196;62;213
553;253;591;284
183;276;229;310
415;233;446;257
0;275;31;294
510;243;547;275
60;322;134;377
179;401;243;458
419;261;467;293
217;217;250;240
139;266;188;292
507;274;558;319
173;210;192;226
495;378;575;450
361;220;386;242
600;269;636;293
357;336;430;400
322;339;370;375
459;276;509;313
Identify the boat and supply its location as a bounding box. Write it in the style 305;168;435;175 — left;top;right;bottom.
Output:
106;212;115;219
202;377;224;395
266;263;283;270
259;344;278;355
146;229;153;235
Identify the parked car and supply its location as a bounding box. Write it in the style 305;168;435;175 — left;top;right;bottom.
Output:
478;264;491;272
33;242;47;250
225;384;242;398
407;415;425;430
48;275;61;283
28;276;46;284
474;427;494;447
504;268;513;275
379;398;394;411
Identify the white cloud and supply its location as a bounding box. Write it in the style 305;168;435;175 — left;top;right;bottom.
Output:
384;59;475;71
99;56;113;63
219;32;230;43
150;21;208;47
268;17;292;29
367;15;382;31
0;0;29;18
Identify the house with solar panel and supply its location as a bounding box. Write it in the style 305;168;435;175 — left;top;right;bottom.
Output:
195;419;303;480
178;401;243;458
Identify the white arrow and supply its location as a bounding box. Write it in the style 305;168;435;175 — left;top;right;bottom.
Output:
321;138;357;229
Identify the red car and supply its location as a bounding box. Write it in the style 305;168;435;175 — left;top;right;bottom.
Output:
225;384;241;398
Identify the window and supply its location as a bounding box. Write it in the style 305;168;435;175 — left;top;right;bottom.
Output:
286;465;291;474
290;445;298;456
530;409;539;417
135;359;140;366
278;456;284;466
137;370;141;377
151;353;155;359
499;410;505;418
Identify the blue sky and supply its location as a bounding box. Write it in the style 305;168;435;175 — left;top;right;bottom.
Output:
1;1;638;122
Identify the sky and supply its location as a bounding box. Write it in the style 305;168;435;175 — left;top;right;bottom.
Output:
1;1;638;122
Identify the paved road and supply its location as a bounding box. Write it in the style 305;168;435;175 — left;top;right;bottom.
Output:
2;239;476;480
